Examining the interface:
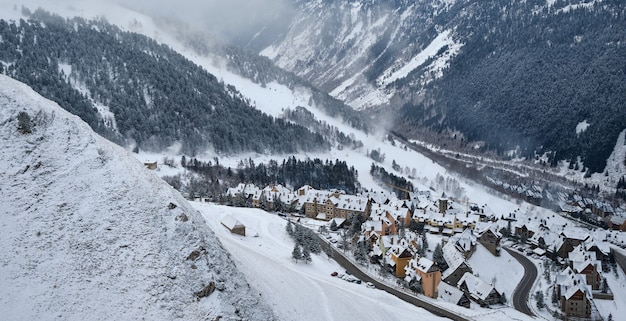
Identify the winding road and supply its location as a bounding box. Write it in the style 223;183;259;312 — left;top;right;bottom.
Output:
505;248;537;316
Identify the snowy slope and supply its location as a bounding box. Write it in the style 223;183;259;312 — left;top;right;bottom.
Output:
0;75;275;320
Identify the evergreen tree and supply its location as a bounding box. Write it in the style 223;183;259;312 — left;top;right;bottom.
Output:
330;219;338;231
259;193;269;211
551;287;559;304
349;213;362;236
286;220;294;236
601;278;609;293
422;230;429;252
302;244;311;264
398;220;406;240
433;243;448;271
292;244;302;262
353;242;368;264
17;111;32;134
535;291;545;309
500;292;507;304
408;276;422;294
325;242;333;260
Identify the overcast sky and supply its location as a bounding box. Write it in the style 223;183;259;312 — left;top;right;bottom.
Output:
0;0;294;44
119;0;294;43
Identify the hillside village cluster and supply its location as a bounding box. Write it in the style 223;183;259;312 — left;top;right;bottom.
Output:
219;183;625;319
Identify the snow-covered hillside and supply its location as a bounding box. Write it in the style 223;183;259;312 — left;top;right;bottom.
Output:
0;75;275;320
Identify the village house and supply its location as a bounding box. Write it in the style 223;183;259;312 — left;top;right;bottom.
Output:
384;238;414;278
457;272;502;307
406;257;441;298
449;228;477;259
609;214;626;231
556;267;593;319
568;245;602;290
476;224;502;256
438;281;471;308
302;189;370;221
221;215;245;236
442;241;473;286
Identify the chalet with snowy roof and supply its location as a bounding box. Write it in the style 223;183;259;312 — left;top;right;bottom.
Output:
592;201;614;218
514;220;540;240
556;267;593;318
405;257;441;298
363;220;383;238
561;228;590;247
449;229;477;259
442;241;473;286
568;245;602;290
261;184;294;211
226;183;263;206
476;224;501;256
584;237;610;263
438;281;470;308
609;215;626;231
303;189;370;221
457;272;501;307
528;227;568;258
385;239;413;278
559;203;584;216
221;215;245;236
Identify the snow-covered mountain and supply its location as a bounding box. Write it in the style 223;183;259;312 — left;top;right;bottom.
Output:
0;74;275;320
251;0;626;175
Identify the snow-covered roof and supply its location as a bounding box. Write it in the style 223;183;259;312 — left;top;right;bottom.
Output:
438;281;465;305
450;228;476;253
442;241;469;280
457;272;495;301
556;267;593;301
584;237;610;256
221;215;245;230
364;220;382;232
416;257;436;274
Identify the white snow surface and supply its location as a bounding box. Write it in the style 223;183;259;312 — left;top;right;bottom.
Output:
467;244;523;302
0;75;275;321
378;30;458;87
576;120;590;135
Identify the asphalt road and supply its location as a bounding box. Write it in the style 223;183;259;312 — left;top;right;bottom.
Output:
317;234;471;321
505;248;537;316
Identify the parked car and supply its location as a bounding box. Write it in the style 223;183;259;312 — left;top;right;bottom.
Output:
355;279;362;284
331;271;338;277
366;282;375;289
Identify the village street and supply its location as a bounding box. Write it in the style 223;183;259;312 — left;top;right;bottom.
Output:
504;248;537;316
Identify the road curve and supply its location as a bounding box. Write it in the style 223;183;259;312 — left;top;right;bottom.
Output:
505;248;537;316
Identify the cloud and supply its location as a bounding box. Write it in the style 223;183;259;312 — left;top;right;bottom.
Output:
118;0;294;43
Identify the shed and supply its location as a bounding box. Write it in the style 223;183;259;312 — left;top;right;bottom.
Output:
221;215;246;236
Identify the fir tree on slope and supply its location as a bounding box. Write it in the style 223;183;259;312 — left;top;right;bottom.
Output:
292;244;302;263
433;242;448;271
302;245;311;264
